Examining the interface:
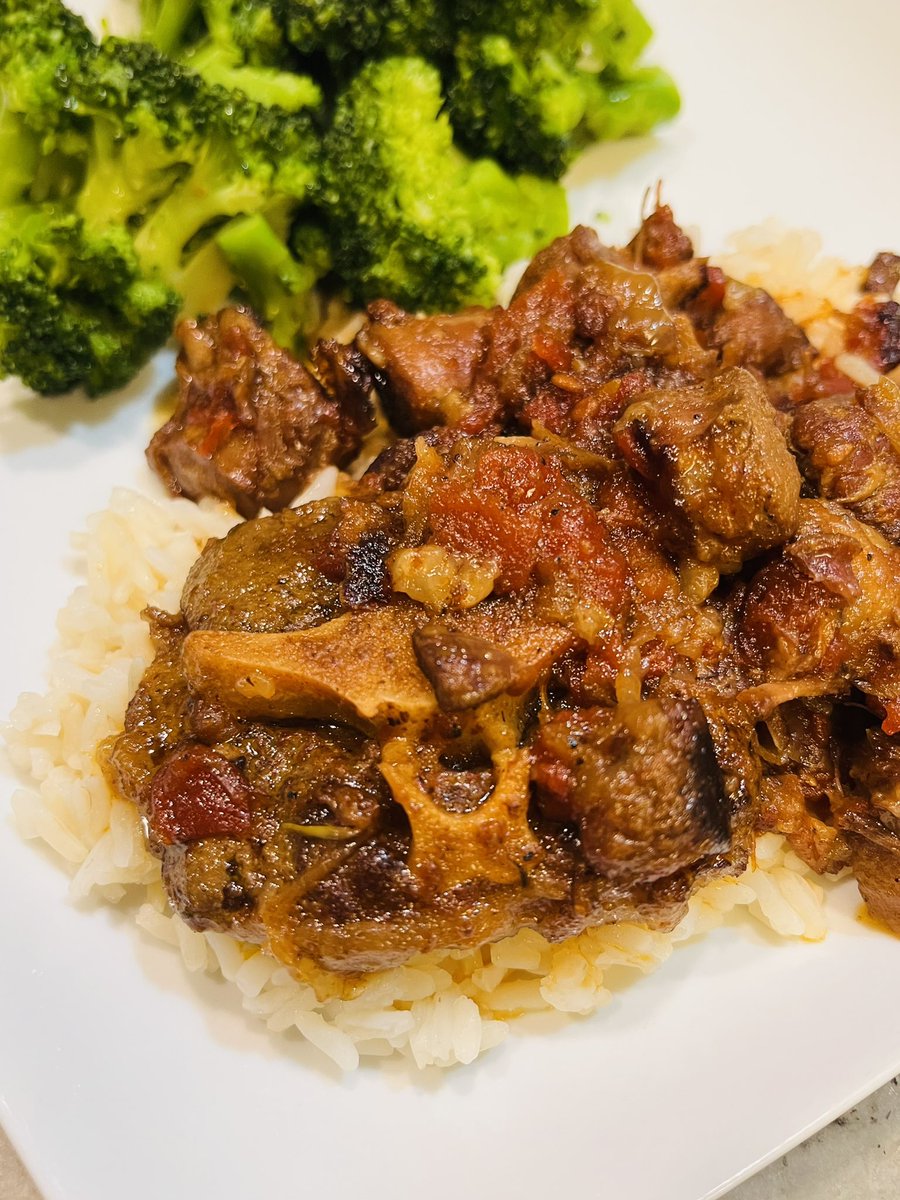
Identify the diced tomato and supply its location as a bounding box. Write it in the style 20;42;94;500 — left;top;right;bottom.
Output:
428;443;630;611
881;701;900;736
149;744;253;845
196;407;241;459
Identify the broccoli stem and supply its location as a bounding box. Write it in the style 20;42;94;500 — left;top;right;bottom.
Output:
175;235;236;316
132;153;266;288
185;42;322;110
216;211;320;347
142;0;200;55
0;115;38;206
76;124;181;231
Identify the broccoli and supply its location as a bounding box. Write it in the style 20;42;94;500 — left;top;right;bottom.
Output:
216;212;331;350
1;0;678;398
318;57;567;312
0;206;178;395
447;0;679;177
280;0;454;71
141;0;322;111
60;37;320;288
0;0;321;394
273;0;677;178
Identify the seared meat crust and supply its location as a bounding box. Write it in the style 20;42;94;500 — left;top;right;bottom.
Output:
532;699;730;882
614;367;801;571
118;210;900;973
148;307;375;518
792;380;900;542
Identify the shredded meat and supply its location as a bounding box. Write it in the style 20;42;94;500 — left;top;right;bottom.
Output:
114;209;900;975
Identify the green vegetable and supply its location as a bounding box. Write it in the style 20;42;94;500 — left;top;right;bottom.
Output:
447;0;679;176
143;0;322;109
319;57;568;311
0;206;178;395
0;0;320;393
280;0;453;68
216;212;330;351
0;0;677;397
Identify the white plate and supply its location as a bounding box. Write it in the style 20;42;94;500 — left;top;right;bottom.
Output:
3;2;900;1198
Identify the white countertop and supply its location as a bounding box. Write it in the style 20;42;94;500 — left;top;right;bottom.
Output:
4;1076;899;1200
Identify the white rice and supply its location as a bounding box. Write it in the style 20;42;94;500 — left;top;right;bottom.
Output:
2;487;830;1071
6;224;864;1071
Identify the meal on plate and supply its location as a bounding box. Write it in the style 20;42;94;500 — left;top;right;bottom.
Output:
7;0;900;1072
9;195;900;1067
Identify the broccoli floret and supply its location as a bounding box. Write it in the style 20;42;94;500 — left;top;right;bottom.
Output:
0;206;178;395
61;37;319;284
318;57;567;312
142;0;322;110
448;0;677;178
278;0;677;179
0;0;95;202
584;66;681;141
453;0;653;75
449;36;593;179
215;212;330;350
0;0;321;393
280;0;453;70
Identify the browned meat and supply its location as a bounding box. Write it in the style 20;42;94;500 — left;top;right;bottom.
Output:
311;339;376;418
533;699;730;881
411;624;518;711
147;307;375;518
355;301;495;433
864;252;900;295
614;367;801;571
181;504;341;633
839;736;900;931
359;427;463;494
463;266;580;433
792;380;900;541
836;732;900;930
754;699;851;875
737;500;900;711
654;259;708;310
627;203;694;271
512;223;622;296
112;427;747;973
572;258;712;374
851;729;900;834
842;824;900;931
116;211;900;968
699;279;810;376
845;298;900;372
